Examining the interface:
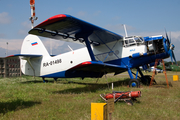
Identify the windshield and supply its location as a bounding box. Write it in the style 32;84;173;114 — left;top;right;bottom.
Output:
123;36;144;47
135;37;142;43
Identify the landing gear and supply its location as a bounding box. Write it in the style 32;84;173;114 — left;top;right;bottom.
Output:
42;77;58;83
54;78;58;83
141;75;157;85
127;68;140;87
141;75;151;85
129;79;140;87
42;77;48;83
134;67;158;86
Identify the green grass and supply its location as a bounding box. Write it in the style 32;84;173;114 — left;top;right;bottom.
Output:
0;71;180;120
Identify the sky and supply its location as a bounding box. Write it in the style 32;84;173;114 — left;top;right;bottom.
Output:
0;0;180;61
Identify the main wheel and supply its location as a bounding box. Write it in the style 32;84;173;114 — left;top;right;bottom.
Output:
129;79;140;87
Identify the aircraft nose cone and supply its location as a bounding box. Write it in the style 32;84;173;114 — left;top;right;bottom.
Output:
170;44;175;50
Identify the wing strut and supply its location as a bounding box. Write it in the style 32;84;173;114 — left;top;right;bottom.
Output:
84;37;96;61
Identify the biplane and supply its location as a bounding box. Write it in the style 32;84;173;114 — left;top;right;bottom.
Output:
7;14;176;87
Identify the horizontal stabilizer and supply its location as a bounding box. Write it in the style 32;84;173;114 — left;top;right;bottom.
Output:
6;54;42;58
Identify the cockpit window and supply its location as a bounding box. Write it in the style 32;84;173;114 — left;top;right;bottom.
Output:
125;40;128;44
134;37;141;42
139;37;143;41
129;39;135;43
123;36;144;47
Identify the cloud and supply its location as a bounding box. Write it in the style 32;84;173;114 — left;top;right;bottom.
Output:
0;47;20;57
0;37;66;55
66;7;73;11
104;24;123;31
104;24;134;32
21;21;31;29
18;30;28;35
0;39;23;50
171;31;180;41
42;38;65;50
18;21;32;35
0;36;84;56
0;12;11;24
112;16;121;21
93;11;101;16
128;31;180;40
0;33;6;38
41;38;84;55
52;41;84;55
77;11;87;17
129;31;164;37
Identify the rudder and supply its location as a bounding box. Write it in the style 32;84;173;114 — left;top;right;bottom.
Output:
21;34;49;57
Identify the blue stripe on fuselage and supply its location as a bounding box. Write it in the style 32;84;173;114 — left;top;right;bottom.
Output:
105;52;169;68
40;52;169;78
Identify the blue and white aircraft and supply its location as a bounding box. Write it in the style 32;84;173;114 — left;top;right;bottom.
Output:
8;14;176;87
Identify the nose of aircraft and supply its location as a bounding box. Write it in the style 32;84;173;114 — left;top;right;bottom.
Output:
165;32;177;65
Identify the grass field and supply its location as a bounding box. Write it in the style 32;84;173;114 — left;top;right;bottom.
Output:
0;71;180;120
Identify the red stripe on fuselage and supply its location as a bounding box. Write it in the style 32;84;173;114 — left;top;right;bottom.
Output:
69;61;92;70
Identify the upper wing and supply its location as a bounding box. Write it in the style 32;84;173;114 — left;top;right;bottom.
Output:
29;14;123;45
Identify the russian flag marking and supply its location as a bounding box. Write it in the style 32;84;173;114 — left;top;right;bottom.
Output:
31;42;38;46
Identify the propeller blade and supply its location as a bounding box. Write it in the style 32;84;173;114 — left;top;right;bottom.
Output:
165;29;170;45
169;50;173;65
165;29;177;65
169;31;171;44
172;51;177;65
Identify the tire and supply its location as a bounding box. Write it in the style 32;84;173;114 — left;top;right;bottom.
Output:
129;79;140;87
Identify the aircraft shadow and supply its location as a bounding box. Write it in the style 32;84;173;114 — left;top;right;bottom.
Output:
52;78;130;94
20;78;130;85
150;81;173;88
0;99;41;115
20;80;54;84
19;78;130;94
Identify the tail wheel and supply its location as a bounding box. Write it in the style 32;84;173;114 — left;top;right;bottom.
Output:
129;79;140;88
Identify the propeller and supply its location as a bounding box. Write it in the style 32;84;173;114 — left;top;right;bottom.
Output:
165;29;177;65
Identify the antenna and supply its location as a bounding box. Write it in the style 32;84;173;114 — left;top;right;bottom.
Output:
68;45;74;54
122;24;128;37
6;42;8;57
30;0;38;28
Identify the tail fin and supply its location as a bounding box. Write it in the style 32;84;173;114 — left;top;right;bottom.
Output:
21;35;49;57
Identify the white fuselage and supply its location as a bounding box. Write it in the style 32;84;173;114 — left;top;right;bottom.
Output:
20;35;147;77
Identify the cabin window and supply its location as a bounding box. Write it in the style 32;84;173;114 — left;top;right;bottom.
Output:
135;37;141;42
129;39;136;46
125;40;128;44
123;36;144;47
129;39;134;43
